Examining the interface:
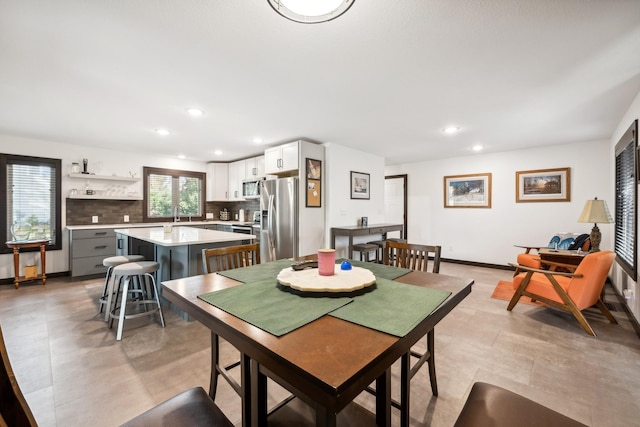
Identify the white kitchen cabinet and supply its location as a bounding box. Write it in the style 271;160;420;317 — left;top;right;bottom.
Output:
245;155;265;179
228;160;245;200
206;163;229;201
264;141;299;174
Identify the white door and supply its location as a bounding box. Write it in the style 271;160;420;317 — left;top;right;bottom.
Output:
384;175;406;239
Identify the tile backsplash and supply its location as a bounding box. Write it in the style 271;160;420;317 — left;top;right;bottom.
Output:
66;199;260;225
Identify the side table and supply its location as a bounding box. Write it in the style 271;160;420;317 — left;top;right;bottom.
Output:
538;248;586;271
5;240;49;289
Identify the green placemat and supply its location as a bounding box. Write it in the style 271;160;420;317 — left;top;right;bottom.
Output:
329;277;451;337
340;259;412;280
216;259;294;283
198;278;352;336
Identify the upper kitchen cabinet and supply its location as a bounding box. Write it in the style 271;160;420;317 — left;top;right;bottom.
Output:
228;160;245;200
265;141;299;175
245;155;265;179
206;162;229;201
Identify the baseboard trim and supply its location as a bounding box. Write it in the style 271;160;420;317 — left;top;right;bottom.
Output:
441;257;513;271
607;278;640;339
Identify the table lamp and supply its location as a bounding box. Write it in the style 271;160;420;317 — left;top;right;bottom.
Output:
577;197;613;252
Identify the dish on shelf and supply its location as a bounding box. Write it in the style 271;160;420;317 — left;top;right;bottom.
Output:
276;266;376;293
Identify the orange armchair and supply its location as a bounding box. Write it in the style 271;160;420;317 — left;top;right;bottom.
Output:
514;233;590;276
508;250;617;336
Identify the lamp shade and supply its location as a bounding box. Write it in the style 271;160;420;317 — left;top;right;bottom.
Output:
577;198;613;224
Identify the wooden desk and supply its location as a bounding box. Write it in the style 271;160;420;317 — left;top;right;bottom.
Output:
331;223;404;257
162;265;472;427
5;240;48;289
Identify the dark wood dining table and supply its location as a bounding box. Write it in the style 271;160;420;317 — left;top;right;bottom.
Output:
162;265;473;427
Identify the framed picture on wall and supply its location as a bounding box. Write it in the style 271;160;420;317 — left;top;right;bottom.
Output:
516;167;570;202
306;158;321;207
350;171;370;200
444;173;492;208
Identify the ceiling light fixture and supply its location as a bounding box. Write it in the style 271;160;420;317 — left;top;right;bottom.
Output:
443;126;460;134
155;128;170;136
186;108;204;117
213;150;223;156
472;145;483;152
177;154;186;159
267;0;355;24
253;137;263;144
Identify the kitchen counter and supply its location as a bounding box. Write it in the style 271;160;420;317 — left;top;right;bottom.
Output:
114;226;254;247
67;220;256;230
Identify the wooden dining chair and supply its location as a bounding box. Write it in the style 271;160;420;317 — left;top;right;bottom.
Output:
0;325;38;427
508;250;617;336
380;241;442;422
201;243;260;401
202;242;261;274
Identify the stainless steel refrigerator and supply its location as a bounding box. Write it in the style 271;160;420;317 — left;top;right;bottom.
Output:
259;177;299;262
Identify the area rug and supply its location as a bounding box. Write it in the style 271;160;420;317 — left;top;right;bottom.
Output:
491;280;544;306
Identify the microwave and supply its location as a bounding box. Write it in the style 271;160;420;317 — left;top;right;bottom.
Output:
242;179;261;199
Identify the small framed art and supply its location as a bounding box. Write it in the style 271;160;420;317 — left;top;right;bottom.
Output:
444;173;492;208
350;171;370;200
516;167;570;202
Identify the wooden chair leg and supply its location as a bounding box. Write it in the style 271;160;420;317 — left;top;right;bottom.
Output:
596;299;618;324
209;331;220;399
427;329;438;396
507;272;532;311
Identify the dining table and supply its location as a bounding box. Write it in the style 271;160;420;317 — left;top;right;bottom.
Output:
161;259;473;427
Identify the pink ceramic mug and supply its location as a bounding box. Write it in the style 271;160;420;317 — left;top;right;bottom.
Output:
317;249;336;276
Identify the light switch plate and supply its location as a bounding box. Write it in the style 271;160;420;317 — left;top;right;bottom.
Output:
123;215;129;222
91;216;98;223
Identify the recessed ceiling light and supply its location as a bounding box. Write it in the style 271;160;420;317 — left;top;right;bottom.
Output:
177;154;186;159
156;128;170;136
442;126;460;134
268;0;355;24
213;150;223;156
186;108;204;117
472;145;483;152
253;137;263;144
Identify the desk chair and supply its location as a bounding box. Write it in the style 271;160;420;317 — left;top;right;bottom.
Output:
380;241;442;424
202;243;260;400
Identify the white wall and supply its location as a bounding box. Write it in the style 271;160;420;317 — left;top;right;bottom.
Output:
385;140;613;266
324;143;386;258
609;89;640;323
0;134;207;279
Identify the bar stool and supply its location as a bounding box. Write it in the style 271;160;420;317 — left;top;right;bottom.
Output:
353;243;379;262
100;255;145;319
108;261;165;341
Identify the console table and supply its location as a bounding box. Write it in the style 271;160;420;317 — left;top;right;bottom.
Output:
5;239;49;289
330;223;404;258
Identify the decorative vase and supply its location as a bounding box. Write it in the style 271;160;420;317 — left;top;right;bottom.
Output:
10;221;32;241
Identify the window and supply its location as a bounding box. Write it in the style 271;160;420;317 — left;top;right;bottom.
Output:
143;167;205;222
614;120;638;280
1;154;62;253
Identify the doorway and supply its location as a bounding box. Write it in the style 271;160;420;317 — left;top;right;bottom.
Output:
384;174;407;239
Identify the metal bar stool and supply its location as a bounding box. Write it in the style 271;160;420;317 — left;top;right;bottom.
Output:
108;261;165;341
100;255;144;320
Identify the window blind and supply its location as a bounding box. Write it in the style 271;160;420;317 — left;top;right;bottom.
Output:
614;120;638;280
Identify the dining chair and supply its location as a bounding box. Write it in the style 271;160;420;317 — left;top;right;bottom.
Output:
0;325;38;426
202;242;260;274
454;382;587;427
201;243;260;401
122;387;233;427
508;250;617;336
380;241;442;418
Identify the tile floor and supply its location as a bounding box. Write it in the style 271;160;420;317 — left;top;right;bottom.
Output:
1;262;639;426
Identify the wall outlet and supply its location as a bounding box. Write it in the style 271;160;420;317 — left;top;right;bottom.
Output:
206;212;214;219
123;215;129;222
91;215;98;223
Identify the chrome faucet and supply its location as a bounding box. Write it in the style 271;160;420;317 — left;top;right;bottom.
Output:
174;206;180;222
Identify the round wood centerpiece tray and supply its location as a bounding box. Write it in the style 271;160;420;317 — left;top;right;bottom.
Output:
277;266;376;293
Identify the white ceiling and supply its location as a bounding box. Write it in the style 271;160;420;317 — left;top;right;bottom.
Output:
1;0;639;165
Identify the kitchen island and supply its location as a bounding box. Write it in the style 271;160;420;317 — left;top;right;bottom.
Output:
114;226;255;281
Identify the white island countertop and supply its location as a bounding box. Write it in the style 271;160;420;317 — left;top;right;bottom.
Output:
114;226;254;247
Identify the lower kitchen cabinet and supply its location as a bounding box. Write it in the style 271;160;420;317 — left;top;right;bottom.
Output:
69;228;116;277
